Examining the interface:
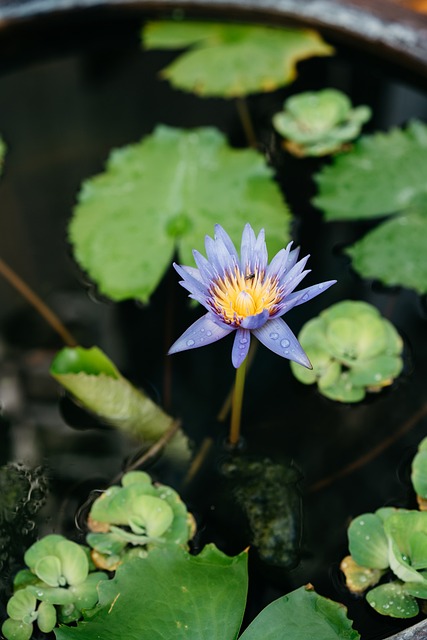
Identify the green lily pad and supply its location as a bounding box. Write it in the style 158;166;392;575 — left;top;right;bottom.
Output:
347;355;403;389
24;535;65;572
70;125;291;303
143;21;333;98
273;89;371;157
55;545;248;640
384;511;427;582
239;585;360;640
314;120;427;221
348;513;389;570
366;582;419;618
412;437;427;500
128;495;174;537
346;207;427;294
6;590;37;622
340;556;384;593
51;347;187;452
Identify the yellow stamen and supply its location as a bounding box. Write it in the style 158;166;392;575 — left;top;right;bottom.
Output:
210;266;281;324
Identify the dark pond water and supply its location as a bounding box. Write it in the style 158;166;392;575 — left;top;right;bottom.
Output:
0;8;427;639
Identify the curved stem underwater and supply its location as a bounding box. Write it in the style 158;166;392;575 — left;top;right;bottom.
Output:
229;358;248;446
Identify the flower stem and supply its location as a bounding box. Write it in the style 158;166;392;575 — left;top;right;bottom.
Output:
229;358;248;446
235;97;257;148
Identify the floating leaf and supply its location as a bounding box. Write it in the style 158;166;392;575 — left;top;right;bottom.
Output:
314;120;427;221
239;585;360;640
346;207;427;294
143;21;333;98
70;125;291;303
55;545;248;640
366;582;419;618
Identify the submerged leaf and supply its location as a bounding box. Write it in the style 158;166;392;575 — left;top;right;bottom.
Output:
340;556;384;593
143;21;333;97
239;585;360;640
70;125;291;303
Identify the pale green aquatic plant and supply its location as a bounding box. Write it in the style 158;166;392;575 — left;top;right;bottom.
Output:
273;89;371;157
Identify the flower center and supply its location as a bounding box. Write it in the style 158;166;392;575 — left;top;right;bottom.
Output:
210;266;281;325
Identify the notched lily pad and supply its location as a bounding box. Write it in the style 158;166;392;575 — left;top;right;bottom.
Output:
70;125;291;303
273;89;371;157
143;21;333;97
291;300;403;403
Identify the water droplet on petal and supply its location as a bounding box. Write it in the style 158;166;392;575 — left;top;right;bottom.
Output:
240;338;248;344
269;332;279;340
187;339;195;346
200;328;205;333
318;283;324;289
206;331;212;337
302;293;309;301
284;350;289;355
281;339;290;348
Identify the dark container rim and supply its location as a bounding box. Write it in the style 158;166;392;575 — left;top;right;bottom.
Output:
1;0;427;78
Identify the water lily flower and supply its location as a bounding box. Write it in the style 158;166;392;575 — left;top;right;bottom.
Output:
169;224;336;369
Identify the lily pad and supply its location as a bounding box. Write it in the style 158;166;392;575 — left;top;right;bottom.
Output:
366;582;419;618
314;120;427;221
70;125;291;303
143;21;333;98
239;585;360;640
346;207;427;294
55;545;248;640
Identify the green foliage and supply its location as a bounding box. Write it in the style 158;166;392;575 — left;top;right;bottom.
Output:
86;470;194;570
69;125;291;303
347;205;427;294
273;89;371;157
290;300;403;403
0;137;6;174
314;121;427;293
142;21;333;98
411;437;427;504
2;535;108;640
239;585;360;640
342;493;427;618
55;545;249;640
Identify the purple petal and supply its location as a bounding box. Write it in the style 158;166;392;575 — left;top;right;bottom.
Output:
253;228;268;272
285;280;337;308
241;309;269;329
214;224;239;260
174;263;207;297
168;313;232;355
253;318;312;368
232;328;251;368
181;265;203;282
205;234;235;276
266;243;292;280
240;223;256;273
193;249;217;282
286;246;301;271
282;268;311;297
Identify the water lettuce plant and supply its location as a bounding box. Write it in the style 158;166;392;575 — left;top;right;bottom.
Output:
340;441;427;619
290;300;403;402
169;222;335;442
86;470;195;570
272;89;371;157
